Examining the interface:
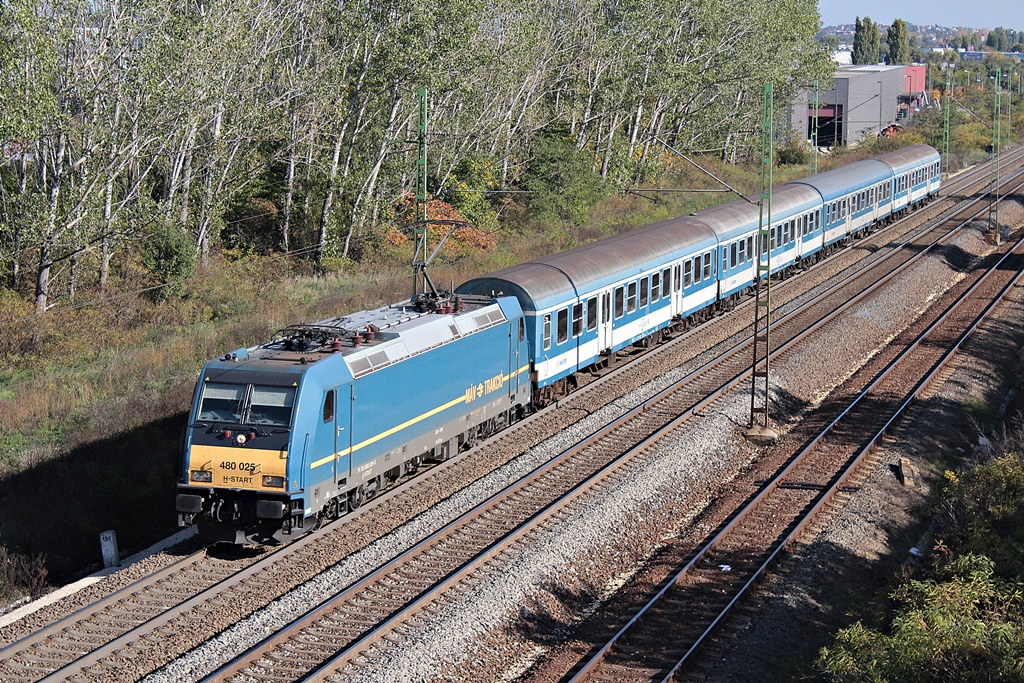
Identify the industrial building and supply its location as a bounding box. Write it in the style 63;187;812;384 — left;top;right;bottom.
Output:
790;65;924;147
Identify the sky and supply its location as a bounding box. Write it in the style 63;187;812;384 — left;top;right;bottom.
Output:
818;0;1024;30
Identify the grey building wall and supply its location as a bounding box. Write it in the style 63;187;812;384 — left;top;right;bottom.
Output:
790;65;905;147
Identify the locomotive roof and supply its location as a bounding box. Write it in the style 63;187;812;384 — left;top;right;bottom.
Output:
457;214;717;312
203;295;511;382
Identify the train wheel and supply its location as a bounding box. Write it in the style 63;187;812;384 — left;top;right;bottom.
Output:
364;476;382;500
348;486;365;511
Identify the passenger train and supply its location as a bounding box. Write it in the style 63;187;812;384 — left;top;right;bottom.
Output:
176;144;941;543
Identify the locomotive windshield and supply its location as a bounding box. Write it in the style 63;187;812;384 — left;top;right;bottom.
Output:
196;382;295;427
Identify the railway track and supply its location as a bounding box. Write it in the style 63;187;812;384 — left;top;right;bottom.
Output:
195;171;1024;681
0;149;1020;682
566;198;1024;683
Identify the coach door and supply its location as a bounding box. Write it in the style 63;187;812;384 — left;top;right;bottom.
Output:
600;291;613;351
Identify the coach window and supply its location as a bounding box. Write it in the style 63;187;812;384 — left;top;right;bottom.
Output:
747;236;755;260
702;252;712;280
586;297;597;331
640;278;649;307
543;314;552;350
729;242;737;268
683;260;693;287
651;273;660;303
664;268;672;296
614;286;624;318
673;265;681;291
738;238;746;263
557;308;568;344
627;282;637;313
571;303;583;337
323;390;334;423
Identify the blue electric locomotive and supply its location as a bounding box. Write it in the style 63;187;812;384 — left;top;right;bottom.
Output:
177;144;942;543
176;294;530;543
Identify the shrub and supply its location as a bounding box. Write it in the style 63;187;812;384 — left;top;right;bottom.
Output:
140;224;195;301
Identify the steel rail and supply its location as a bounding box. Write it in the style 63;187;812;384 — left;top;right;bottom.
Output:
568;219;1024;683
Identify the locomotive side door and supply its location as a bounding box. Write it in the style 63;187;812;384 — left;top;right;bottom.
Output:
337;385;352;483
599;291;613;351
313;387;351;488
510;318;523;395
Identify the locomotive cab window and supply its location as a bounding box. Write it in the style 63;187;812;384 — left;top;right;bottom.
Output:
323;391;334;423
197;383;245;423
197;382;295;427
249;386;296;427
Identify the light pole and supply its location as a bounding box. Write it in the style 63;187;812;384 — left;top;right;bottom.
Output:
878;80;883;134
990;67;1002;243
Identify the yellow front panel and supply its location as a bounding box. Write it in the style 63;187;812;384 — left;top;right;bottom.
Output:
189;444;288;491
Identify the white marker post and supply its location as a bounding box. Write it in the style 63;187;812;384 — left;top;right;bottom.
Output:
99;530;120;568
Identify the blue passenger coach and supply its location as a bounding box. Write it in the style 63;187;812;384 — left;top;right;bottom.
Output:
457;215;717;404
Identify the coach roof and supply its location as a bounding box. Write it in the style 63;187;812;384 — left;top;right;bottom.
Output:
457;214;716;312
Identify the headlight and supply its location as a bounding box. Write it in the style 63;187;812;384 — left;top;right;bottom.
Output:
262;475;285;488
191;470;213;482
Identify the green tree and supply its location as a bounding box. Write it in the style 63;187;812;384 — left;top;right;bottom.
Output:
887;19;910;64
987;27;1008;51
523;126;607;225
852;17;880;64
